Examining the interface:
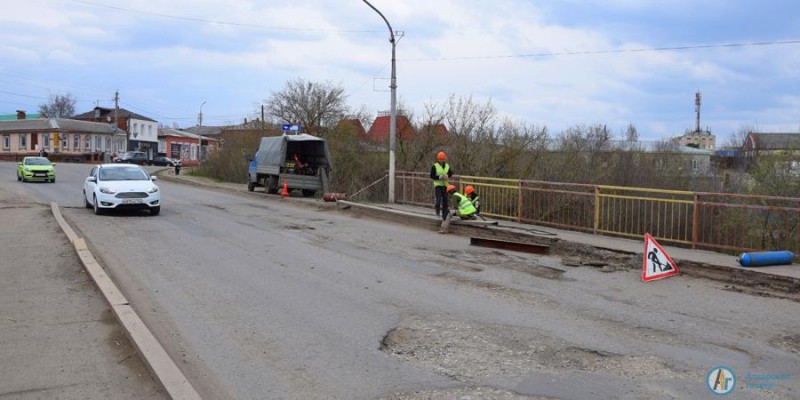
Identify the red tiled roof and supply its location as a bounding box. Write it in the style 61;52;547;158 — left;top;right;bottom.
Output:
366;115;416;142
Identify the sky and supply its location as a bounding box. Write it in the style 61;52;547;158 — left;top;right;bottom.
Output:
2;0;800;143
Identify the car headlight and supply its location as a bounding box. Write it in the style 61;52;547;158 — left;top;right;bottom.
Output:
24;167;33;171
99;187;117;194
147;186;159;194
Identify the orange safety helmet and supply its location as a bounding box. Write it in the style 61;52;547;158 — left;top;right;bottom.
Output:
464;185;475;195
437;151;447;162
446;184;456;193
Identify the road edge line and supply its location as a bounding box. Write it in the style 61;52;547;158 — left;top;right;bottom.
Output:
50;201;202;400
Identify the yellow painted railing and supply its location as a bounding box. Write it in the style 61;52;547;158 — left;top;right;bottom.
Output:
393;171;800;254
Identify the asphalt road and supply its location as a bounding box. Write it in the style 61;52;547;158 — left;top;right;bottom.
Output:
4;161;800;399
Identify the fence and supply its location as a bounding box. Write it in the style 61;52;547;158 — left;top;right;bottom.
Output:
393;171;800;254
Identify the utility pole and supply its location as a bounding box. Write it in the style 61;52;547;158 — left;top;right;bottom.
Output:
198;101;206;165
363;0;397;203
115;90;123;152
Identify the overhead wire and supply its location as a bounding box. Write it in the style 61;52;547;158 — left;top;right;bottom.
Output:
68;0;381;34
403;39;800;62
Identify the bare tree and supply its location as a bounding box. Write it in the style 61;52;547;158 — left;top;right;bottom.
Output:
263;79;348;136
488;118;549;178
623;123;638;142
726;125;755;149
397;100;446;172
444;94;497;175
551;124;612;183
38;93;76;118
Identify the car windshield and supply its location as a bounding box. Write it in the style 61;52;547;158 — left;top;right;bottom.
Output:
99;167;149;181
25;158;51;166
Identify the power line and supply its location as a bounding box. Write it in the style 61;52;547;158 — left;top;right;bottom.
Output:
68;0;380;34
0;90;48;100
403;39;800;62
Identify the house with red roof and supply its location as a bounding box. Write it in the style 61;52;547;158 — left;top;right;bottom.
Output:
365;112;416;143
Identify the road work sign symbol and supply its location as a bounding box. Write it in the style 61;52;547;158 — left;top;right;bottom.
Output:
642;233;679;282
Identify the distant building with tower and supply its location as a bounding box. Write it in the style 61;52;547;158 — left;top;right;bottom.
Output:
673;91;716;150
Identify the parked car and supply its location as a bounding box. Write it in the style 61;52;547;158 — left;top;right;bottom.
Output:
17;157;56;183
150;156;180;167
114;151;149;165
83;164;161;215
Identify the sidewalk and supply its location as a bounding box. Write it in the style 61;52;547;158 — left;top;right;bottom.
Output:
0;183;166;399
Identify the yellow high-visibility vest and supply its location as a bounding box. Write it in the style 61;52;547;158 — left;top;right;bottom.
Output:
433;162;450;187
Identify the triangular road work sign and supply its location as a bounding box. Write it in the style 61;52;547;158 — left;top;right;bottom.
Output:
642;233;679;282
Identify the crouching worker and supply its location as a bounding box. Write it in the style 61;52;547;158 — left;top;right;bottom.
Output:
464;185;481;216
439;185;477;233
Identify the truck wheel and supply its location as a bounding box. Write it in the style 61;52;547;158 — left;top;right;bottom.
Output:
247;181;255;192
267;176;279;194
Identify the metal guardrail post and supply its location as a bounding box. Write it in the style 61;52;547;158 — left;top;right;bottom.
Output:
692;194;699;249
593;186;600;235
517;179;523;223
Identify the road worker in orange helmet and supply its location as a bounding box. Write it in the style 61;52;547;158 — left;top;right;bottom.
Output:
464;185;481;216
430;151;453;220
439;184;478;233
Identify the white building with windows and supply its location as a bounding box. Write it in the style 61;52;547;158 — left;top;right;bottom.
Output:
72;106;159;158
0;115;126;161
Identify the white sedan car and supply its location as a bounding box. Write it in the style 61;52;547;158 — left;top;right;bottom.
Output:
83;164;161;215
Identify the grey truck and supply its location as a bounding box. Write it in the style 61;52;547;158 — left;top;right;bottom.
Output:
247;134;332;197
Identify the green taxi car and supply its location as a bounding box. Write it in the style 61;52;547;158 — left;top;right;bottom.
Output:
17;157;56;183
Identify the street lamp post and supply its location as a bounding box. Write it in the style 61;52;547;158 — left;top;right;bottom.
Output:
198;101;206;166
362;0;397;203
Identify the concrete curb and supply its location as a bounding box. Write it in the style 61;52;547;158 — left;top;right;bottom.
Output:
49;202;202;400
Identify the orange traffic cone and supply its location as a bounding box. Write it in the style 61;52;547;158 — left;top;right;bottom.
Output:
281;180;289;198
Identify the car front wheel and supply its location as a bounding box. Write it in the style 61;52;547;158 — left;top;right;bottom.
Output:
93;194;103;215
84;191;92;209
150;206;161;216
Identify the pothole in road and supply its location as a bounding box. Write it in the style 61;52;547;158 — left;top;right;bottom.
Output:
378;386;550;400
557;244;639;273
435;249;566;279
283;224;316;231
380;317;686;383
769;333;800;354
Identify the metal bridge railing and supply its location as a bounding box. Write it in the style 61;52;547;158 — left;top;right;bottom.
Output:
392;171;800;254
